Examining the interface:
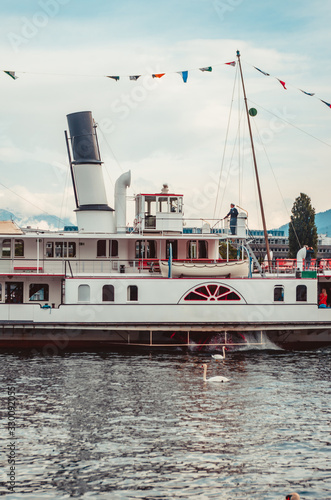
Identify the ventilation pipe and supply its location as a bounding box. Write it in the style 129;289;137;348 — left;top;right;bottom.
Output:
115;171;131;233
296;246;307;271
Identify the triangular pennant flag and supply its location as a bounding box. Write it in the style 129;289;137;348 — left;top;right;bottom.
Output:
254;66;270;76
225;61;236;67
299;89;315;96
277;79;287;90
129;75;141;81
4;71;18;80
199;66;212;72
320;99;331;108
152;73;165;78
107;76;120;81
177;70;188;83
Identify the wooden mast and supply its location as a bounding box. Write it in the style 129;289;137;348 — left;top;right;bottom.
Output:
236;50;272;270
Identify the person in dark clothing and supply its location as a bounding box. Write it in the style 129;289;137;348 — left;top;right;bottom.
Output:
224;203;238;235
305;246;314;270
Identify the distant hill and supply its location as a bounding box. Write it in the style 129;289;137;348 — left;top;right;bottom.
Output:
0;209;73;230
276;209;331;236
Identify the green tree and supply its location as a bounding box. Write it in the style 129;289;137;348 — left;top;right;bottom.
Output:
288;193;318;258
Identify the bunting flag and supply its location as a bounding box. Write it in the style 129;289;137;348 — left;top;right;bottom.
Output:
129;75;140;81
320;99;331;109
152;73;165;78
225;61;236;67
254;66;270;76
107;75;120;81
4;71;17;80
299;89;315;96
178;70;188;83
199;66;212;72
277;79;287;90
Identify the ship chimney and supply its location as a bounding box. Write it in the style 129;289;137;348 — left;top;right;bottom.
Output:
66;111;115;233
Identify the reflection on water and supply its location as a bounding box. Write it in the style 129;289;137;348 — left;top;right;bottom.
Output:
0;348;330;499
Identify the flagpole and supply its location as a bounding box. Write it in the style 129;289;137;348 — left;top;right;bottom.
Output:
236;50;272;271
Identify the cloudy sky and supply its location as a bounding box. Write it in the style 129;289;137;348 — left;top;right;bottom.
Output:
0;0;330;229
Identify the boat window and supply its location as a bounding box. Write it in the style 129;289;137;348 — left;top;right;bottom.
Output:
67;242;76;258
78;284;90;302
166;240;178;259
111;240;118;257
97;240;107;257
15;239;24;257
184;284;241;301
187;241;197;259
274;286;284;302
136;240;156;259
199;240;208;258
2;239;11;258
5;282;23;303
178;197;183;213
46;242;54;258
170;197;178;213
29;284;49;301
54;242;76;258
102;285;114;302
0;284;2;301
127;285;138;301
296;285;307;302
158;196;168;213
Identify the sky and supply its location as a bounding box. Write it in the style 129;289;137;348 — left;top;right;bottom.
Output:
0;0;331;230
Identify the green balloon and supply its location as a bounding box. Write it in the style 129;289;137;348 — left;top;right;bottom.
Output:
249;108;257;117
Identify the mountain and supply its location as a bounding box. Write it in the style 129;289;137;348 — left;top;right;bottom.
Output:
275;209;331;236
0;209;74;230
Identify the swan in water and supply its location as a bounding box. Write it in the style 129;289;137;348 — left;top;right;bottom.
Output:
286;494;300;500
201;363;230;382
211;346;226;360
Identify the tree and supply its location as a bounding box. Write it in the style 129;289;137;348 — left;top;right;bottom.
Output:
288;193;318;258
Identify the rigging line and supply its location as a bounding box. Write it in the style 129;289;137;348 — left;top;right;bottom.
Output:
248;99;331;148
0;181;72;226
59;164;71;230
217;108;246;220
251;118;302;249
213;64;238;219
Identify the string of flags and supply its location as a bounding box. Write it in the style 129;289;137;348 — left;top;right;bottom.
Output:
2;58;330;110
251;63;331;109
1;61;236;85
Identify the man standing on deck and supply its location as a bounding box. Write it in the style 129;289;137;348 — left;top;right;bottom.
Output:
224;203;238;236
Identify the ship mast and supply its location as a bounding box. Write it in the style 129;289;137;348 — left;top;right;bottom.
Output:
236;50;272;269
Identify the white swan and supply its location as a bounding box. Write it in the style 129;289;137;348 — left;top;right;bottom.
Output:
211;346;226;360
286;494;300;500
201;363;230;383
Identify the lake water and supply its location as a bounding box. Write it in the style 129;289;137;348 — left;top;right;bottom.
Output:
1;346;330;500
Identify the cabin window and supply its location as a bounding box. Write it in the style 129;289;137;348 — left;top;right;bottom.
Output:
127;285;138;301
296;285;307;302
67;242;76;258
2;239;11;258
102;285;114;302
46;242;54;258
274;286;284;302
29;284;49;301
15;239;24;257
0;284;2;301
166;240;178;259
111;240;118;257
97;240;107;257
135;240;156;259
5;282;23;303
184;284;241;301
199;241;208;258
54;242;76;258
187;241;197;259
78;284;90;302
